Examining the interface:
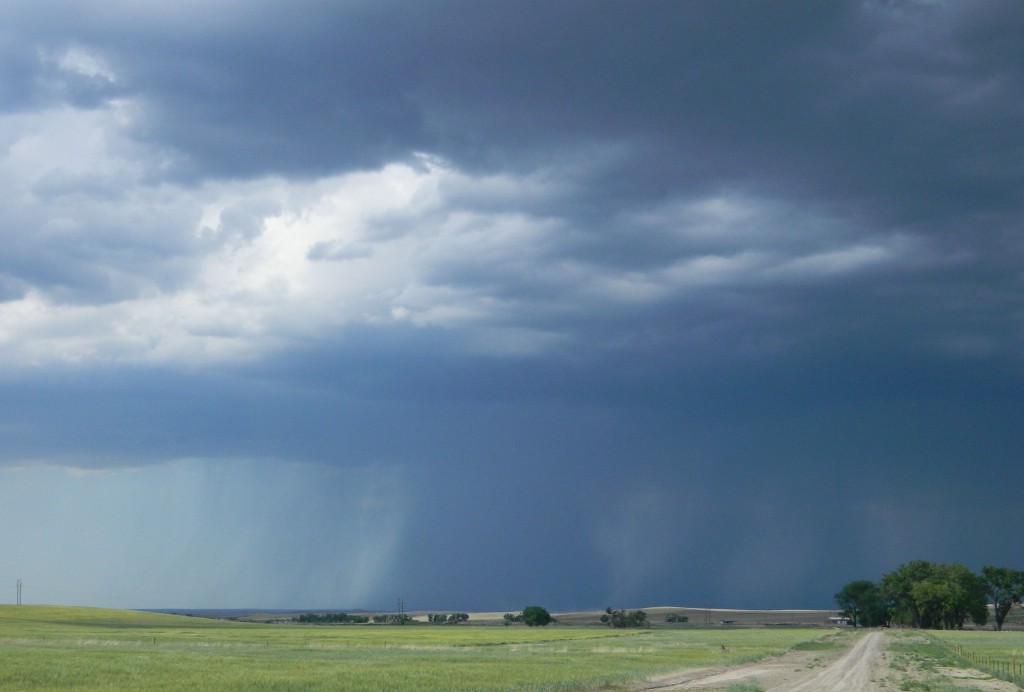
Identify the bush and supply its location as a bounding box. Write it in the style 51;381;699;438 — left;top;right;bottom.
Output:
521;606;553;627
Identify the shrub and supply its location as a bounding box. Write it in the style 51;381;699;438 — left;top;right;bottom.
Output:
521;606;553;627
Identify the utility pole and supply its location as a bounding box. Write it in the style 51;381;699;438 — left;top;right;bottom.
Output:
398;598;405;624
16;579;22;606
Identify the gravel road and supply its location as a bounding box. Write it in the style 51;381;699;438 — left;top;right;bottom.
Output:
774;630;884;691
634;629;1018;691
635;630;886;691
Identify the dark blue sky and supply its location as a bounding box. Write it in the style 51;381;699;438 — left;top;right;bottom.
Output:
0;1;1022;611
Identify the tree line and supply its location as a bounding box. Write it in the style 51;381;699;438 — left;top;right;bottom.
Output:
504;606;554;626
835;561;1024;630
600;607;648;628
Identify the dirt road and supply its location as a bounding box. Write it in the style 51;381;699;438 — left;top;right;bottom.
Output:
774;630;884;691
636;630;887;691
633;629;1021;692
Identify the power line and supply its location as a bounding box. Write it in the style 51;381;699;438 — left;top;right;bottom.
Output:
11;580;158;606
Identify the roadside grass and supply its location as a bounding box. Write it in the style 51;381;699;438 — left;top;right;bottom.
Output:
725;683;765;692
887;629;1024;691
791;638;841;651
0;606;834;691
788;633;849;672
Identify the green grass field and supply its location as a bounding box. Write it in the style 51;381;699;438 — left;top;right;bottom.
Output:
0;606;836;690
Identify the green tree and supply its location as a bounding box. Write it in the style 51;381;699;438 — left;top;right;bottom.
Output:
521;605;553;627
938;563;987;630
834;580;887;627
981;565;1024;631
909;578;950;629
879;561;988;629
880;560;939;628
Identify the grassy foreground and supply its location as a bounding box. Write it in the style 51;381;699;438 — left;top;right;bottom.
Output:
0;605;836;691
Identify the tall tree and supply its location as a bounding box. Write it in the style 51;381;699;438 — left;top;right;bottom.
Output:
981;566;1024;631
938;563;988;630
880;560;936;628
834;580;888;627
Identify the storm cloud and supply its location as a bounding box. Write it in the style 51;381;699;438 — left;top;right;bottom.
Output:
0;1;1021;610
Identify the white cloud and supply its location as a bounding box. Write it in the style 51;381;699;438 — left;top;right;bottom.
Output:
0;98;587;368
663;251;768;288
0;95;935;371
54;46;118;83
767;240;907;279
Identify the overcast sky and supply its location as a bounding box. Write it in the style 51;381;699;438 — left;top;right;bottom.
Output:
1;1;1022;612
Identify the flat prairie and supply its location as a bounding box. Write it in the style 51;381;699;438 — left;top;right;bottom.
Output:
0;605;830;690
6;605;1019;690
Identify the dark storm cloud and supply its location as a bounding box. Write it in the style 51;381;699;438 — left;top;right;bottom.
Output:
10;1;1020;207
120;2;1024;225
87;0;1021;367
7;1;1022;272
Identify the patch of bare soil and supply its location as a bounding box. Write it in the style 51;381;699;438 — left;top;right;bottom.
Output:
932;666;1021;690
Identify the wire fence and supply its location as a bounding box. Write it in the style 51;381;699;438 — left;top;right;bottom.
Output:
954;643;1024;688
